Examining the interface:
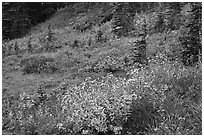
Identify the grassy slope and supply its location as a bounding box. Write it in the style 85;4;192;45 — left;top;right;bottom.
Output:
2;4;116;96
2;3;202;135
1;3;193;100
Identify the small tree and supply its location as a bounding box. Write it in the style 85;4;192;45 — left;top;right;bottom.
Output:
96;30;103;42
163;2;182;31
112;3;133;38
27;37;33;53
7;43;13;55
131;18;148;67
87;37;92;47
45;23;53;51
14;41;20;55
47;23;52;42
36;86;47;103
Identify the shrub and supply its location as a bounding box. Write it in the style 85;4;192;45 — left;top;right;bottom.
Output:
73;21;92;32
92;22;114;43
99;21;114;42
2;88;65;135
88;54;126;73
58;74;131;134
2;74;131;135
127;62;202;134
3;61;201;135
122;92;161;134
20;56;58;74
95;30;103;42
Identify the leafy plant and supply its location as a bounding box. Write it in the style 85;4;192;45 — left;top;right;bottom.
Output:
2;61;202;135
20;55;58;74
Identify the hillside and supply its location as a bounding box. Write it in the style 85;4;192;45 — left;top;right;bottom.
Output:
2;2;202;135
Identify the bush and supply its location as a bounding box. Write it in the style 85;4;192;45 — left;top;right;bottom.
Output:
88;54;126;73
98;21;114;42
58;74;131;134
20;56;58;74
126;62;202;134
73;21;92;33
2;74;131;135
57;62;201;135
2;88;64;135
3;61;201;135
92;22;114;43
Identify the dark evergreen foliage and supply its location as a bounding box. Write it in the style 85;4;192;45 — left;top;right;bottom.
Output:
132;31;148;67
96;30;103;42
112;2;159;38
88;37;92;47
45;23;53;52
130;17;148;67
164;2;182;31
14;42;20;55
112;3;134;37
180;3;202;66
2;2;66;40
154;2;182;33
27;37;33;53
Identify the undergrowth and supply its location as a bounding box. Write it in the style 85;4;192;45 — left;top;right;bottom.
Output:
2;61;202;135
20;55;59;74
2;2;201;135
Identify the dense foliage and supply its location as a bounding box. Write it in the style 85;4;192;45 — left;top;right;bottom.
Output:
20;55;58;74
179;3;202;66
2;62;201;134
2;2;66;40
2;2;202;135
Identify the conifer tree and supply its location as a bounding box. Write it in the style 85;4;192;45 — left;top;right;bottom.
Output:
164;2;182;31
88;37;92;47
45;23;53;51
112;3;133;37
96;30;103;42
131;18;148;67
8;43;13;55
14;42;20;55
27;37;33;53
180;3;201;66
